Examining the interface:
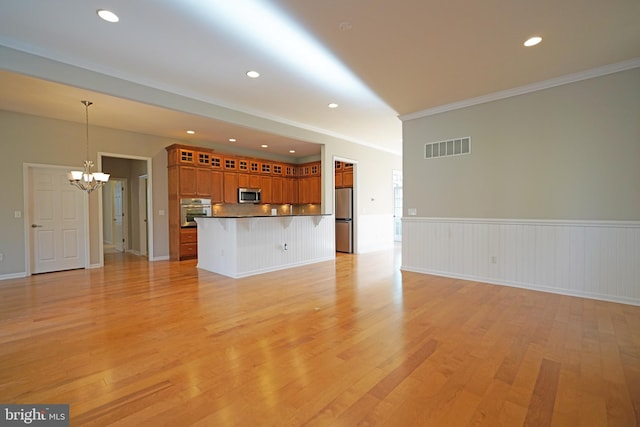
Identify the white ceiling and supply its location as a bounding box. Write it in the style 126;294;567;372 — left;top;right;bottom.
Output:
0;0;638;158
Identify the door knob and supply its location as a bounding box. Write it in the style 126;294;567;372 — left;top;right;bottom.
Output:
31;224;43;228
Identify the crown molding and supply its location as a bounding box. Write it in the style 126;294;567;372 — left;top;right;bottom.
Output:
399;58;640;122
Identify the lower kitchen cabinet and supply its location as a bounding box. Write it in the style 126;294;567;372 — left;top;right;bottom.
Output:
180;228;198;259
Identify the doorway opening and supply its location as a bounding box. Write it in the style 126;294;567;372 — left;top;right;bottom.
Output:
334;157;357;254
393;170;402;242
99;154;153;265
103;178;127;253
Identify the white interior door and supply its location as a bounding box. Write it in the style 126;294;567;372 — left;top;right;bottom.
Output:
112;179;125;252
29;166;87;274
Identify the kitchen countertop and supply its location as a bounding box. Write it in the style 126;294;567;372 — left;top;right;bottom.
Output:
200;213;332;219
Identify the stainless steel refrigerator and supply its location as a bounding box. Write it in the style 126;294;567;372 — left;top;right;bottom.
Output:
335;188;353;253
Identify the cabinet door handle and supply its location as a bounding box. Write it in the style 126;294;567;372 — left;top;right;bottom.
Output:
31;224;43;228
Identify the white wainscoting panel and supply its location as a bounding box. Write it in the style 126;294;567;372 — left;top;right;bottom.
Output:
402;218;640;305
357;214;396;253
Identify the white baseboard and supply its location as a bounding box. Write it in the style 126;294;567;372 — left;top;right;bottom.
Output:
0;272;28;281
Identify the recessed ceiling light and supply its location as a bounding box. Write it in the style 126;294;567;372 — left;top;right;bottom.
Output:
186;130;195;135
524;36;542;47
246;70;260;78
97;9;119;23
229;138;236;142
261;144;268;148
289;150;296;153
328;103;339;109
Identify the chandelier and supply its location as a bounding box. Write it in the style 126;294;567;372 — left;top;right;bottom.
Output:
67;100;110;193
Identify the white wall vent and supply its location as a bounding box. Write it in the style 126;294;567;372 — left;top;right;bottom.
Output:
425;137;471;159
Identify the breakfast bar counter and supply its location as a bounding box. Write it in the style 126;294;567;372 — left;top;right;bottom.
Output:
195;214;334;278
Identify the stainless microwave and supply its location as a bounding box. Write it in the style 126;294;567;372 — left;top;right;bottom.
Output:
238;188;261;204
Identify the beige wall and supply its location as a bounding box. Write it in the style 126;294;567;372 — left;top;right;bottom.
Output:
402;67;640;221
0;110;172;275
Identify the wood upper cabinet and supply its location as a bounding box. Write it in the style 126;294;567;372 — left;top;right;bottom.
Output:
284;165;296;177
237;173;249;189
179;166;196;196
335;161;353;188
196;168;212;197
342;169;353;188
271;177;283;204
223;156;238;171
179;166;212;197
284;178;298;204
260;176;272;204
196;151;212;167
167;144;215;168
310;176;321;204
210;154;223;169
238;158;249;173
211;171;223;203
168;143;322;207
223;172;238;203
298;176;320;204
260;162;272;174
249;174;261;189
249;160;260;174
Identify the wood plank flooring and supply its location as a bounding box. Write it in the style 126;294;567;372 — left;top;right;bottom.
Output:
0;247;638;426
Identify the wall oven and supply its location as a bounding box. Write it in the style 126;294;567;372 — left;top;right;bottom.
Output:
180;198;212;227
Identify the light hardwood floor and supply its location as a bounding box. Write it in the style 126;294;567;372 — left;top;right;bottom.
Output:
1;247;638;426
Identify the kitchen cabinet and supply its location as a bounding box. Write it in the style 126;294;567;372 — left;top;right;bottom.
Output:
299;176;321;204
285;178;298;204
261;176;272;204
238;173;249;189
223;156;238;171
211;171;223;203
249;174;261;188
223;172;238;203
260;162;272;174
271;177;283;204
238;158;249;173
196;168;212;196
342;169;353;188
178;166;212;197
180;228;198;259
211;154;223;169
335;161;353;188
166;144;216;261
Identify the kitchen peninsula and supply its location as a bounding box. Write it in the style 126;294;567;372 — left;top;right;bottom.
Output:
195;214;333;278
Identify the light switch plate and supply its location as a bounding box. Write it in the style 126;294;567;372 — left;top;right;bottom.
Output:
408;208;417;216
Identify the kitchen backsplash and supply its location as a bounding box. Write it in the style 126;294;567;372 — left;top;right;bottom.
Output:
211;203;322;217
